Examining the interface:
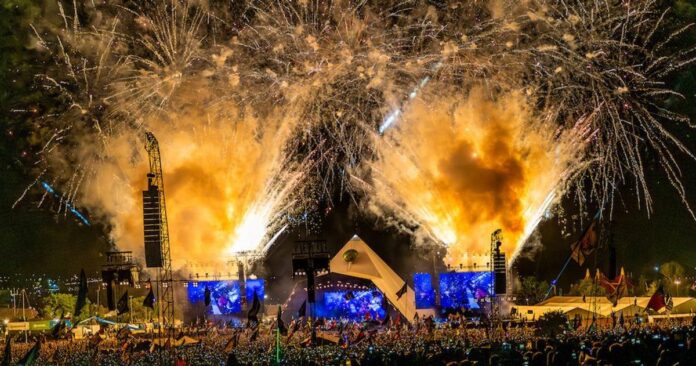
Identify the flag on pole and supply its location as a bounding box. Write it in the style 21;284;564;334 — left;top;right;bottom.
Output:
16;340;40;366
277;305;287;336
204;286;212;307
297;300;306;319
117;291;130;315
396;282;408;300
601;268;628;307
143;281;155;309
247;292;261;324
381;312;391;327
646;285;667;312
51;311;66;339
74;269;88;317
1;335;11;366
665;293;674;312
249;326;259;342
570;211;601;266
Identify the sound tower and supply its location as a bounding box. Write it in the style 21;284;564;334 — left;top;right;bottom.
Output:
143;176;163;267
491;230;507;296
493;252;507;295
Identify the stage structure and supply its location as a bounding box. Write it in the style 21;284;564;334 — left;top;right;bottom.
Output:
292;239;330;343
329;235;416;322
142;132;175;343
229;250;263;311
101;251;139;311
491;229;507;296
292;240;331;307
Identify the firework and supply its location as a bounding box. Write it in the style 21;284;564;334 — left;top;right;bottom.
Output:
21;0;694;266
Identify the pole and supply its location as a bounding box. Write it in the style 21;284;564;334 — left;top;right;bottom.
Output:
130;296;133;324
542;253;573;301
21;289;27;343
275;327;280;364
96;284;100;316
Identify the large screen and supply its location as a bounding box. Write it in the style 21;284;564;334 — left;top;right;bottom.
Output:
187;281;242;315
439;271;493;309
414;273;435;309
245;279;265;302
316;290;386;320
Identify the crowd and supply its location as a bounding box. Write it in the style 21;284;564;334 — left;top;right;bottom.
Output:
3;316;696;366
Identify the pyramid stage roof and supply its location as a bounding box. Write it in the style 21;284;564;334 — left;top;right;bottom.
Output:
326;235;416;322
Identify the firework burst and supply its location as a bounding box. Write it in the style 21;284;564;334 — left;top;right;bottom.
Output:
19;0;695;265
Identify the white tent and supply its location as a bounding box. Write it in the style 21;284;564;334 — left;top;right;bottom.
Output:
328;235;416;322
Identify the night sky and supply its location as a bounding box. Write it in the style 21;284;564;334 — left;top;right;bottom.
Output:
1;1;695;290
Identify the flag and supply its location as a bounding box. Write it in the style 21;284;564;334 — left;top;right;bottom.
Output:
204;286;211;307
602;268;628;307
249;326;259;342
143;282;155;309
1;335;11;366
16;340;40;366
396;282;408;300
297;300;306;319
381;312;391;327
665;293;674;312
570;211;601;266
587;317;596;334
277;305;287;336
117;291;129;315
74;269;88;317
610;311;616;328
646;285;667;312
223;331;238;353
287;320;300;340
116;326;131;341
51;311;66;339
619;312;624;327
247;292;260;324
89;331;104;348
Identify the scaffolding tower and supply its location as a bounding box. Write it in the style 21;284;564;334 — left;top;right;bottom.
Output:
144;132;175;343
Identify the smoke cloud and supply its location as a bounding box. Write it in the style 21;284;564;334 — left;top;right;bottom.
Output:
361;87;587;263
77;77;303;270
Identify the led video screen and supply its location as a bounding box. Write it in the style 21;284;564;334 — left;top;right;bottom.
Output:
316;290;386;320
187;281;242;315
245;279;265;302
439;271;493;309
414;273;435;309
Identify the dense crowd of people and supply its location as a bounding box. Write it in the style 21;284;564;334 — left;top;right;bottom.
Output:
3;316;696;365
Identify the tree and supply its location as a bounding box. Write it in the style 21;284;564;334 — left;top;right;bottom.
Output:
41;293;77;319
128;296;157;323
537;310;568;337
516;277;549;305
40;293;95;323
568;277;606;297
660;261;685;295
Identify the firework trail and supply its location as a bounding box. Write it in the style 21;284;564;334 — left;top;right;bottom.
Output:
21;0;695;266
